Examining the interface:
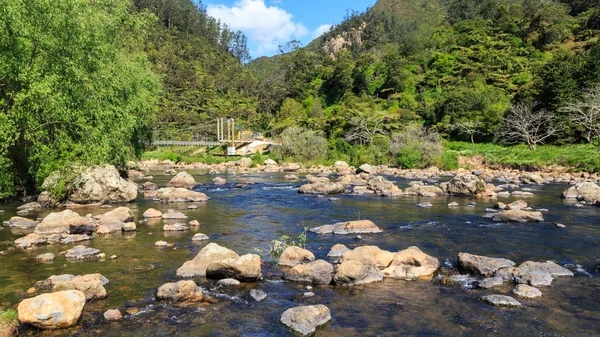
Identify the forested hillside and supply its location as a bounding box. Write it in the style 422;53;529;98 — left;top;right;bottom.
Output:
250;0;600;165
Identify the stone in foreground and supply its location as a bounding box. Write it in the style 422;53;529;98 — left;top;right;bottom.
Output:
18;290;86;329
480;295;521;307
157;280;203;302
280;305;331;336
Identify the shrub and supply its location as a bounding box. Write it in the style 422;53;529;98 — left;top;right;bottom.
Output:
390;124;443;168
274;127;329;161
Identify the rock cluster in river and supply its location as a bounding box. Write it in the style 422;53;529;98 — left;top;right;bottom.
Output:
309;220;383;235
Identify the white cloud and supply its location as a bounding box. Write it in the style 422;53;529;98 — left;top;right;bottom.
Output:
313;24;332;38
207;0;308;56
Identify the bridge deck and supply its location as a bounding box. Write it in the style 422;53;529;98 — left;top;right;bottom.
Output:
153;140;279;147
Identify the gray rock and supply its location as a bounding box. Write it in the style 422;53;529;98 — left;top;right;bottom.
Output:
513;284;542;299
217;278;240;287
280;305;331;336
519;261;574;277
36;253;55;262
458;252;515;277
192;233;209;241
250;289;267;302
285;260;333;285
65;245;102;261
478;276;504;289
480;295;521;307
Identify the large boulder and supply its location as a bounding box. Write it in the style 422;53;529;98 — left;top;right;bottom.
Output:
278;246;315;267
298;181;345;195
280;305;331;336
382;246;440;280
491;210;544;222
206;254;262;282
309;220;382;235
167;172;198;189
157;280;203;302
42;165;137;204
458;252;515;277
339;246;395;268
284;260;333;285
333;260;384;286
18;290;86;329
562;182;600;202
156;187;209;203
445;174;486;196
34;210;95;235
177;243;240;277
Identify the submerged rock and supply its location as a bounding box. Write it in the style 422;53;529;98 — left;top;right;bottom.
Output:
250;289;267;302
333;260;384;286
157;280;203;302
167;172;198;189
480;295;521;307
177;243;239;278
206;254;262;282
458;252;515;277
65;245;103;261
278;246;315;267
18;290;86;329
327;244;350;258
309;220;383;235
280;305;331;336
285;260;333;285
382;246;440;280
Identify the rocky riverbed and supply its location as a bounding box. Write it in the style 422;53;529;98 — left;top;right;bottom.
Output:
0;166;599;336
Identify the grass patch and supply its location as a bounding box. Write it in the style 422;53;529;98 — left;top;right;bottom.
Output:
446;141;600;172
0;309;17;324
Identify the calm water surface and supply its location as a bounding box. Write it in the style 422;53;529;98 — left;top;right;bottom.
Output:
0;172;599;336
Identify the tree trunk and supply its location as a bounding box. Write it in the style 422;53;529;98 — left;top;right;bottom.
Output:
471;133;474;151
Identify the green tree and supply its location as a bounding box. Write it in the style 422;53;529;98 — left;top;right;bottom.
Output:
0;0;159;198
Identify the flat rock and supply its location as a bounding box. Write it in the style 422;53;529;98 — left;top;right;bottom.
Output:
65;245;102;261
478;276;504;289
163;223;189;231
8;216;39;228
35;210;95;235
280;305;331;336
492;210;544;222
157;187;209;203
513;284;542;299
519;261;574;277
284;260;333;285
309;220;382;235
18;290;86;329
458;252;515;277
481;295;521;307
278;246;315;267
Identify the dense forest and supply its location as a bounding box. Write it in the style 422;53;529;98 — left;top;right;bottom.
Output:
2;0;600;199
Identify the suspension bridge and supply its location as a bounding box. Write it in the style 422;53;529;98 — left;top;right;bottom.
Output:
152;118;280;155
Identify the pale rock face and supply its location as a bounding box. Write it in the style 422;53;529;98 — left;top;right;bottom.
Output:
176;243;240;277
284;260;334;285
382;246;440;280
156;187;209;202
298;181;345;195
458;252;515;277
18;290;86;329
34;210;95;235
206;254;262;282
278;246;315;267
339;246;395;268
280;305;331;336
562;182;600;201
42;165;137;204
480;295;522;307
491;210;544;222
98;207;134;225
333;260;384;286
513;284;542;299
309;220;383;235
446;174;486;195
167;172;198;188
157;280;203;302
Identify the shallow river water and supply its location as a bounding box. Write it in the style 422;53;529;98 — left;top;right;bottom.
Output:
0;172;599;336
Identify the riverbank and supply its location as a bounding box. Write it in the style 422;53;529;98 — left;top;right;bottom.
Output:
142;142;600;175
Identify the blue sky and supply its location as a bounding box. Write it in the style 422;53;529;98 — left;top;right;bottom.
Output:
204;0;376;58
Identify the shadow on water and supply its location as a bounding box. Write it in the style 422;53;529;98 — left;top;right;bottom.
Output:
0;171;598;336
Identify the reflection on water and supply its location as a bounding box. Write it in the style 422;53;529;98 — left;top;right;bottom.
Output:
0;172;599;336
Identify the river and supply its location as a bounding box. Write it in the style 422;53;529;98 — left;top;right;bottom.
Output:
1;171;599;336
